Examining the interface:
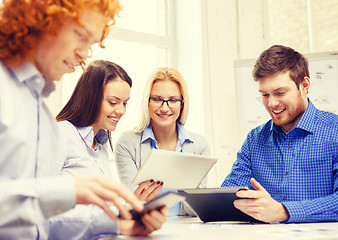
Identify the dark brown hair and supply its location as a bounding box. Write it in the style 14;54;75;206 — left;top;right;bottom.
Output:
252;45;309;88
56;60;132;151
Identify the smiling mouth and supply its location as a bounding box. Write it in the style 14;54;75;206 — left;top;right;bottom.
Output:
157;114;171;118
272;108;286;115
108;116;119;124
64;61;73;71
64;61;78;72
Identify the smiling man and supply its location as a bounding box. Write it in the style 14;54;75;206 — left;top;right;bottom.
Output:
222;45;338;223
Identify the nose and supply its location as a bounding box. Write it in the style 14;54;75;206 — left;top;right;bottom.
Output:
267;96;279;108
115;104;126;117
160;101;170;111
75;46;91;62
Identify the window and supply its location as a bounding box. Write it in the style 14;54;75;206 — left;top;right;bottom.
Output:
58;0;174;142
265;0;338;53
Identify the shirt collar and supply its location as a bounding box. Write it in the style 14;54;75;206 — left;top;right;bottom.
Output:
141;121;193;144
8;61;56;97
271;99;316;134
10;61;46;97
77;125;108;147
177;122;193;145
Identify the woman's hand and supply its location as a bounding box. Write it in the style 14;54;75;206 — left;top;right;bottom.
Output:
134;179;163;202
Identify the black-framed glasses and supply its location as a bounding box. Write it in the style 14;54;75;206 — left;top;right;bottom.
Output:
149;97;184;107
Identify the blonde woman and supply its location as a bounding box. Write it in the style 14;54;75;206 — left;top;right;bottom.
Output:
115;67;210;216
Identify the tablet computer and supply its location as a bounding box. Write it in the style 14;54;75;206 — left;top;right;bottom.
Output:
178;187;261;222
131;149;217;189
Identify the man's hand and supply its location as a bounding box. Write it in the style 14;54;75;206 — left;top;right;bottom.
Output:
234;178;289;223
119;206;169;236
73;175;144;220
134;180;163;202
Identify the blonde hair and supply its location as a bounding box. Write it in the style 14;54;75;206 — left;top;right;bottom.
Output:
134;67;189;133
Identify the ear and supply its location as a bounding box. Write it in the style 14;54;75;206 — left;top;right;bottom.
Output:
300;77;310;94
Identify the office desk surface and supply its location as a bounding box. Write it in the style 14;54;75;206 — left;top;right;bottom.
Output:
98;217;338;240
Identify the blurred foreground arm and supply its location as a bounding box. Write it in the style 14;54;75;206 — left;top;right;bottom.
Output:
0;175;143;227
74;175;144;220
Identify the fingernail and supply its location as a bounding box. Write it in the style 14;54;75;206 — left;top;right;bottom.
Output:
150;179;154;183
160;182;164;186
157;181;161;184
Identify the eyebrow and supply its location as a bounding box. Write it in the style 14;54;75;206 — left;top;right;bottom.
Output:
259;87;287;93
107;96;130;101
82;27;93;42
77;24;98;43
75;23;91;35
84;25;94;38
150;94;181;98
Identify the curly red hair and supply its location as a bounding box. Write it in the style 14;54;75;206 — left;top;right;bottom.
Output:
0;0;121;68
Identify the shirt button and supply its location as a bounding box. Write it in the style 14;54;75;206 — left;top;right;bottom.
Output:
36;77;42;84
285;171;288;175
287;145;291;149
283;197;286;201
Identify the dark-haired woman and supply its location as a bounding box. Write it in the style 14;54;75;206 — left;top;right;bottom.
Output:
49;60;168;240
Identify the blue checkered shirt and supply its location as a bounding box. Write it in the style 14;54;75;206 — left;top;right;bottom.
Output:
221;100;338;223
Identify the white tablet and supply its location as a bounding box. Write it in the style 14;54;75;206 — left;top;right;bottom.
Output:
132;149;217;189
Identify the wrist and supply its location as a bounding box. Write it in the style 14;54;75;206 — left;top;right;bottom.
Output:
278;203;290;222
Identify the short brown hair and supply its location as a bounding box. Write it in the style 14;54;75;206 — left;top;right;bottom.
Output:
252;45;309;88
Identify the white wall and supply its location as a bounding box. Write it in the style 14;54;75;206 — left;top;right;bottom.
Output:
174;1;205;135
173;0;265;187
197;0;266;186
